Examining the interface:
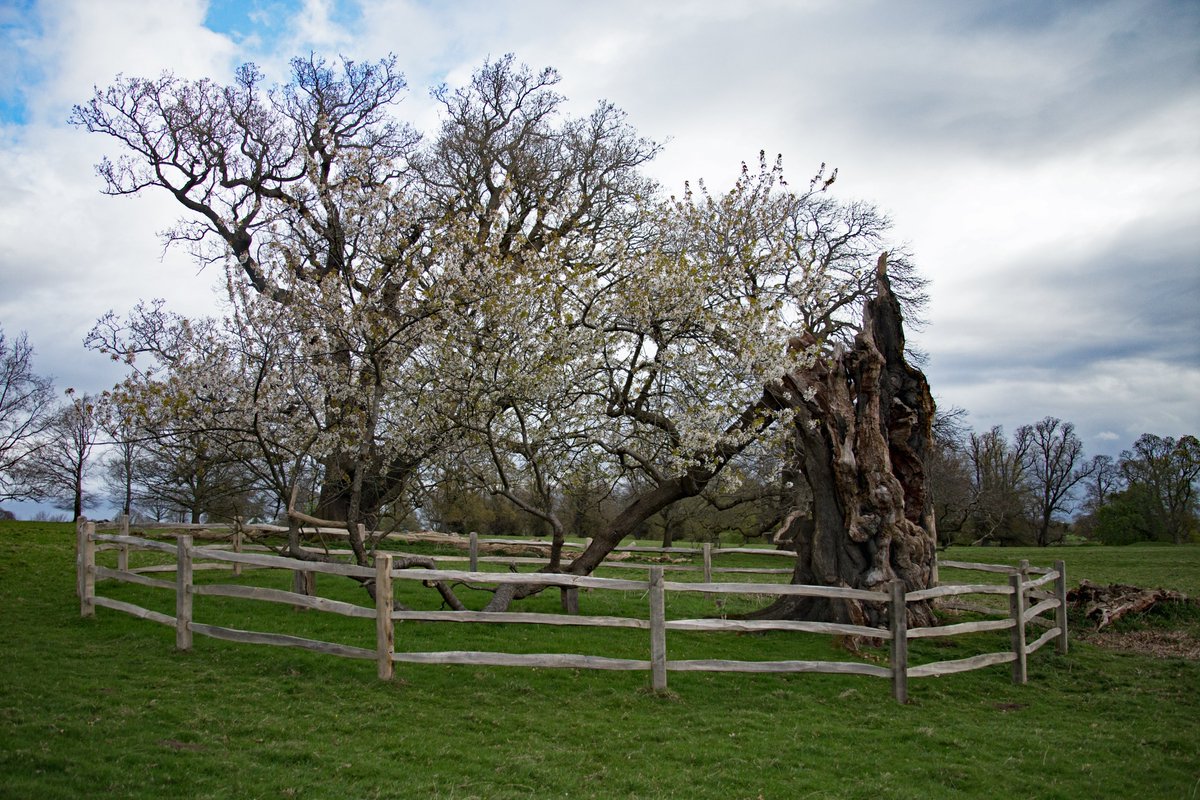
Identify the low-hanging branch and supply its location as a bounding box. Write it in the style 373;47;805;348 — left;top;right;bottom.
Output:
284;489;467;611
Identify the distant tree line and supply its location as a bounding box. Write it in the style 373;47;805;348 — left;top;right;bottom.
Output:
926;410;1199;547
1;327;268;523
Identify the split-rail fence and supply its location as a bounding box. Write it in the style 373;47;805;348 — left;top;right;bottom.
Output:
75;518;1069;702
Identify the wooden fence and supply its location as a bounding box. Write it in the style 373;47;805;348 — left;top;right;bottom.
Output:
76;519;1069;702
92;517;796;582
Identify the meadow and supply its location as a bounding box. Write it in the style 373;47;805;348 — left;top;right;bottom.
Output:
1;521;1197;799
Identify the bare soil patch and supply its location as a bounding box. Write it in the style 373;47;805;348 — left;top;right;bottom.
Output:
1079;628;1200;661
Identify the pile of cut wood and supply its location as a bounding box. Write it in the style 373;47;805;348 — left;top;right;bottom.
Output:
1067;580;1190;630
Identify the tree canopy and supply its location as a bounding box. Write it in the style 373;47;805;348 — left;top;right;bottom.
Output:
75;53;937;615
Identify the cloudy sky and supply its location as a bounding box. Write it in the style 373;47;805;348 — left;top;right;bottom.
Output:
1;0;1197;514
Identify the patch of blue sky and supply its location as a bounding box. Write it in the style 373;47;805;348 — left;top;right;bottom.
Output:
320;0;363;31
205;0;300;42
0;96;28;125
0;0;36;26
204;0;363;45
0;0;40;126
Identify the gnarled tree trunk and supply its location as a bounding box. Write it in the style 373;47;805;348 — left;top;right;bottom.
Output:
753;253;938;627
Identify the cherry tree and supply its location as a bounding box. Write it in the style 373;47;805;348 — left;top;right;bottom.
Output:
434;155;936;616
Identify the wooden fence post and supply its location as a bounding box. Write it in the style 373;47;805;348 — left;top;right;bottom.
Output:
232;517;244;577
469;531;479;572
75;516;87;600
889;580;908;703
1054;559;1069;655
561;586;580;615
648;567;667;692
79;521;96;618
292;570;316;610
118;514;130;572
1008;572;1027;684
702;543;712;584
376;553;394;681
176;534;193;651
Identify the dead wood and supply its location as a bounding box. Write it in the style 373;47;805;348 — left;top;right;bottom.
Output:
1067;579;1190;631
750;253;938;627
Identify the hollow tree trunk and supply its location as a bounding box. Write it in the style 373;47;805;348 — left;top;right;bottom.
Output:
753;254;938;627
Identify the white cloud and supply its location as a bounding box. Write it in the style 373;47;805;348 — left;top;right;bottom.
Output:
25;0;239;123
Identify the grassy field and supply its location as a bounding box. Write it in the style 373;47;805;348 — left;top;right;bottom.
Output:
1;522;1197;799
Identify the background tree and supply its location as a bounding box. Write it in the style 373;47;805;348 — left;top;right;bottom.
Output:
0;329;56;501
965;425;1033;545
1023;416;1093;546
1093;484;1158;545
925;406;974;546
1073;453;1123;540
18;391;100;519
1083;454;1122;513
96;394;143;518
132;428;261;524
1117;433;1200;544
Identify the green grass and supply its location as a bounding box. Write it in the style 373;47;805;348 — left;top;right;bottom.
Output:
1;522;1198;799
943;543;1200;596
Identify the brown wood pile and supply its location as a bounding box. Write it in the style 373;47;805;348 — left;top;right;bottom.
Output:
1067;579;1190;630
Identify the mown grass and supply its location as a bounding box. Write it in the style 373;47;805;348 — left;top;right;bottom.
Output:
943;543;1200;596
1;522;1198;799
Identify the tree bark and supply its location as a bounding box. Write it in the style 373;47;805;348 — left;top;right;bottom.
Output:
752;254;938;627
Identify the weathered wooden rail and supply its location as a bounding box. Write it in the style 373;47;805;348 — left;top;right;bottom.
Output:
91;517;796;582
76;520;1068;702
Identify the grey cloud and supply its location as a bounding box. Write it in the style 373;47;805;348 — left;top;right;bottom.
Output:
798;1;1199;159
924;213;1200;379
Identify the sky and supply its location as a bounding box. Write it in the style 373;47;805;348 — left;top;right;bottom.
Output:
1;0;1198;517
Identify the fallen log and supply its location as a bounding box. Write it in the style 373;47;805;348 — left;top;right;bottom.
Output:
1067;579;1190;631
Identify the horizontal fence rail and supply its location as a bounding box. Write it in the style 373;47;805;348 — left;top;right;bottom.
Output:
76;518;1069;702
92;519;797;583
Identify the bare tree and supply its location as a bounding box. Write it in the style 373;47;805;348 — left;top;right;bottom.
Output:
1082;453;1122;514
18;391;100;519
925;406;974;546
0;329;56;500
966;425;1033;545
1023;416;1094;547
95;394;144;517
133;429;260;524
